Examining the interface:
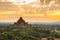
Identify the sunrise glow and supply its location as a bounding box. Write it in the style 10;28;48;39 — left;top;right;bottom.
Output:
0;0;60;22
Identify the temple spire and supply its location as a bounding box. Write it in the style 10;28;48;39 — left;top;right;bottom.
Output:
17;17;25;25
13;17;29;28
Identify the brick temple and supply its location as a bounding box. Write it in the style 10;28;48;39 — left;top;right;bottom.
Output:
13;17;30;28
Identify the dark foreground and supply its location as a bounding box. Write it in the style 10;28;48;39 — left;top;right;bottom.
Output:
0;23;60;40
0;27;60;40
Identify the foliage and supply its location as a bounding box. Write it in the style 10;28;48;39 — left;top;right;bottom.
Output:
0;25;60;40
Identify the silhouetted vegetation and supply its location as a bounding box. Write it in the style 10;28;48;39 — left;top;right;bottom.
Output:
0;23;60;40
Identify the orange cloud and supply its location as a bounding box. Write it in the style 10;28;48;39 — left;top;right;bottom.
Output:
0;11;60;22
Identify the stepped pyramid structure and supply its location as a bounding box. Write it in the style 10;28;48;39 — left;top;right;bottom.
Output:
13;17;30;28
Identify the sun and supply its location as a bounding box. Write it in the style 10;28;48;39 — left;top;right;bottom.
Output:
8;0;37;5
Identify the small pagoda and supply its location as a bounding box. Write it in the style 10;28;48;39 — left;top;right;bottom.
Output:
13;17;29;28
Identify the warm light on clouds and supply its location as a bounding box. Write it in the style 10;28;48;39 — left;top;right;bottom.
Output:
0;0;60;22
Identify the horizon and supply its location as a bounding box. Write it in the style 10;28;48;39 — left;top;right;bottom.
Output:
0;21;60;23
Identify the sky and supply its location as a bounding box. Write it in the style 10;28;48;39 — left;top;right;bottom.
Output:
0;0;60;22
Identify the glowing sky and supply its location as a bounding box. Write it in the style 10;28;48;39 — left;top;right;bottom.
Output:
0;0;60;22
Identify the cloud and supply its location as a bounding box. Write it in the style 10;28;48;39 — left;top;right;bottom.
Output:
22;0;60;14
0;2;18;11
0;0;60;14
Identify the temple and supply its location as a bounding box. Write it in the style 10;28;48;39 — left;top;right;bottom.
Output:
13;17;30;28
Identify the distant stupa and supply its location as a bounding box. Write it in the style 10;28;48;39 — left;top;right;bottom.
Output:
16;17;25;25
14;17;29;28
